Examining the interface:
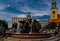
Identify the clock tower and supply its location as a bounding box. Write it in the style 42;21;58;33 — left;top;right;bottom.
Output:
50;0;58;19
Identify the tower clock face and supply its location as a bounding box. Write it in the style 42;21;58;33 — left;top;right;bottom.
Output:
52;11;55;14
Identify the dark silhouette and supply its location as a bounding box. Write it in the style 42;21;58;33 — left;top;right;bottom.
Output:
20;20;31;33
32;20;41;33
12;23;17;29
48;22;57;29
0;20;8;30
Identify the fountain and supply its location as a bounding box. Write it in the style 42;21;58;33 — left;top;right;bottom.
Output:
12;12;52;41
16;22;21;34
12;19;52;39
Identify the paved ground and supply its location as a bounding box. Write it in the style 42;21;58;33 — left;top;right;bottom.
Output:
0;37;59;41
0;34;60;41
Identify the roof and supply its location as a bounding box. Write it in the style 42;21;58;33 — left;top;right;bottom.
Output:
49;14;60;23
58;14;60;18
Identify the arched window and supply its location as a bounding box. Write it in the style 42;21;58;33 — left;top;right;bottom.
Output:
53;11;55;14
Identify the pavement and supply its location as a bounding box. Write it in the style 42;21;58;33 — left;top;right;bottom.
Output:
0;34;60;41
0;37;59;41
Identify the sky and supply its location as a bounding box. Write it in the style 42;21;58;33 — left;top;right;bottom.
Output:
0;0;60;27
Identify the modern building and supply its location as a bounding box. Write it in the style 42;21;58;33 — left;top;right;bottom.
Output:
49;0;60;23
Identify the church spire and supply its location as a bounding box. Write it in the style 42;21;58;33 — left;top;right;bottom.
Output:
51;0;57;9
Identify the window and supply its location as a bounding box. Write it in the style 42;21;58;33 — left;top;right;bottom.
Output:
53;11;55;14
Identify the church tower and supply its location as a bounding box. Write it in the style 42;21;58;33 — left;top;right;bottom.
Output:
50;0;58;19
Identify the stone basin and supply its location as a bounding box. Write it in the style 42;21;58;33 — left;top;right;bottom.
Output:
12;33;52;39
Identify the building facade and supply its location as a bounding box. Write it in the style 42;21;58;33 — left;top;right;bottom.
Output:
49;0;60;23
12;17;26;24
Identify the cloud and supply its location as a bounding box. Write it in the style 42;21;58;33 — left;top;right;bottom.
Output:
1;6;26;14
0;4;6;10
16;14;26;18
20;6;50;17
32;11;49;16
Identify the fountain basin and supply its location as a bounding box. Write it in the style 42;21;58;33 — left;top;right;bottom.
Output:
12;33;52;39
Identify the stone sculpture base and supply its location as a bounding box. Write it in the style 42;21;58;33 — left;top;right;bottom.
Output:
12;33;52;38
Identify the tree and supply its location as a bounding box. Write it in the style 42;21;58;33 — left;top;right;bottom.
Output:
0;20;8;37
48;22;57;29
0;20;8;30
58;23;60;29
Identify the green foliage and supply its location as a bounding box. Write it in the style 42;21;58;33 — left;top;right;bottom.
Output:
0;20;8;30
0;20;8;36
58;23;60;29
48;22;57;29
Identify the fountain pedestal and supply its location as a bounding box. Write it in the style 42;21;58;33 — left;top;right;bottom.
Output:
12;33;52;38
12;33;52;41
